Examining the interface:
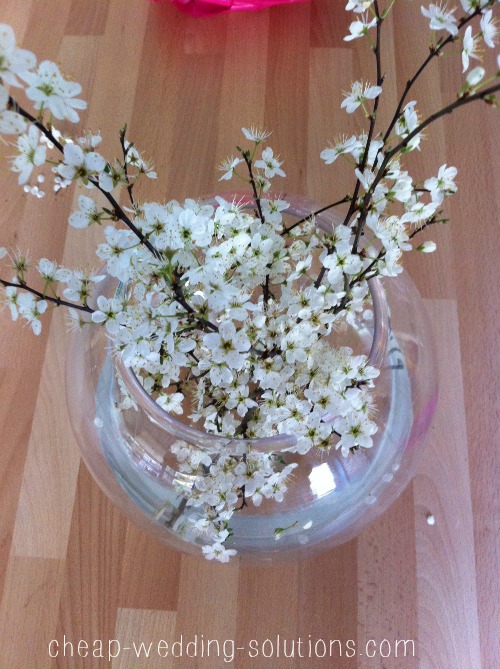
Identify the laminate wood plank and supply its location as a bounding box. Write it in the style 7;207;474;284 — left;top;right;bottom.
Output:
83;0;150;143
0;335;35;602
118;524;182;611
237;562;300;669
130;4;226;202
11;311;81;559
65;0;110;36
0;556;64;668
0;8;79;606
413;300;482;669
23;1;72;60
310;0;350;48
297;544;359;669
390;1;457;301
215;10;270;170
445;108;500;669
173;555;239;669
357;488;418;669
307;47;355;203
0;1;33;40
113;609;177;669
264;2;311;193
10;34;102;561
54;465;128;669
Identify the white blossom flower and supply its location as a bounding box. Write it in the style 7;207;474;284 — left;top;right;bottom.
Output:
320;135;358;164
355;167;375;191
390;172;413;203
480;10;497;49
124;140;157;178
255;147;285;178
417;240;437;252
157;392;184;415
459;0;489;15
260;198;289;227
341;81;382;114
462;26;480;73
10;126;46;185
91;295;123;334
466;66;485;87
22;60;87;122
322;250;363;285
242;126;271;143
424;164;457;203
17;292;47;335
402;199;439;223
334;412;377;457
0;84;27;134
281;323;317;364
420;3;458;36
61;270;104;303
69;195;104;229
3;284;19;320
99;162;126;192
345;0;374;13
226;385;258;417
0;23;36;87
395;101;421;150
366;214;412;252
201;542;237;563
37;258;67;283
344;15;377;41
58;142;105;185
218;156;243;181
78;131;102;150
203;321;251;370
96;226;138;283
178;208;214;248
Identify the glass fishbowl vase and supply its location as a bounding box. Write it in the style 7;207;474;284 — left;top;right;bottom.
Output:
66;196;438;563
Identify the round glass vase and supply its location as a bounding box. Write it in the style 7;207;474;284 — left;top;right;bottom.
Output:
66;196;438;563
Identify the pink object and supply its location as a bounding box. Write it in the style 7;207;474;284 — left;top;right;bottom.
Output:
153;0;308;18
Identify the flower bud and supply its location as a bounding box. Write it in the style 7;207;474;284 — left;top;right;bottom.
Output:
417;241;437;253
466;67;485;87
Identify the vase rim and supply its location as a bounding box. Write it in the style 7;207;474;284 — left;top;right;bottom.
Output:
115;195;389;453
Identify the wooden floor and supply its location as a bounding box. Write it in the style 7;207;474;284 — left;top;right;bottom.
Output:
0;0;498;667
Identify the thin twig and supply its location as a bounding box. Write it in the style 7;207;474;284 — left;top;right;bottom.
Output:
381;3;493;146
8;96;160;259
281;195;351;236
315;3;384;289
0;278;94;312
351;0;384;255
119;125;136;208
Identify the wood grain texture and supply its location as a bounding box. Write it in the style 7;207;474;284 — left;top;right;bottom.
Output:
113;609;177;669
0;1;498;668
414;301;482;669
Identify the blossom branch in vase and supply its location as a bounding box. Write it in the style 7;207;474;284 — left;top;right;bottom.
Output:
0;0;498;561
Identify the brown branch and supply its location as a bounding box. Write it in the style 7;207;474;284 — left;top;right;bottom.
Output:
241;151;266;226
381;2;494;147
281;195;351;236
8;96;160;259
0;278;94;313
119;124;136;208
351;0;384;255
387;83;500;161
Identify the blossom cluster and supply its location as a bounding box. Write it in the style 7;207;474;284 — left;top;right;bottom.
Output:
0;1;498;560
